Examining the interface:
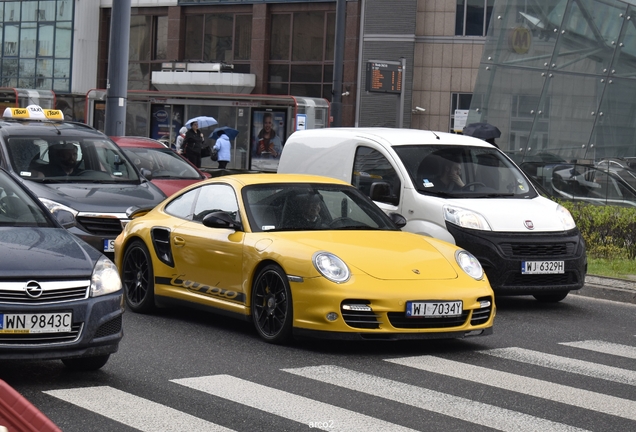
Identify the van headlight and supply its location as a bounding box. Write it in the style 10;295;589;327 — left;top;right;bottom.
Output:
556;204;576;230
443;205;491;230
313;252;350;283
455;250;484;280
91;256;122;297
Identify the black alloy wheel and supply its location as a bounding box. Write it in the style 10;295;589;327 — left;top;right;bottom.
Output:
122;240;156;313
251;264;293;344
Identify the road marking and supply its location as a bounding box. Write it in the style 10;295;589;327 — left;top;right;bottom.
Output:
43;386;234;432
172;374;416;432
560;340;636;359
386;356;636;421
482;347;636;385
283;365;588;432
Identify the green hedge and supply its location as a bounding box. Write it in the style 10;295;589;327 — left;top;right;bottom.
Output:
560;201;636;259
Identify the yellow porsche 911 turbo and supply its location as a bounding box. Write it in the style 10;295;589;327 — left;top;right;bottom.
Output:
114;174;495;343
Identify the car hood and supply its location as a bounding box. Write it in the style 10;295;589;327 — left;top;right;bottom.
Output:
272;231;459;280
24;180;166;213
0;227;100;278
151;179;202;197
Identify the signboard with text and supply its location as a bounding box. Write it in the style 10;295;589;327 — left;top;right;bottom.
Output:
365;61;403;94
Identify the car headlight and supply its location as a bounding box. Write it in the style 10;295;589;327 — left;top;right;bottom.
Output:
455;250;484;280
39;198;78;218
556;204;576;230
443;205;491;231
312;252;350;283
91;255;122;297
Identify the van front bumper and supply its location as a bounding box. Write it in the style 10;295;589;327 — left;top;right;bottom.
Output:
446;224;587;296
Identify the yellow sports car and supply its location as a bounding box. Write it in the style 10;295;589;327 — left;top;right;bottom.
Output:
114;174;495;343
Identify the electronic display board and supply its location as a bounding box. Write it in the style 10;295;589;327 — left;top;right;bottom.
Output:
366;61;403;94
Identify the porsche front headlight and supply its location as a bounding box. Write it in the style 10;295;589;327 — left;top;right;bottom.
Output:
91;256;122;297
443;205;491;231
313;252;350;283
455;250;484;280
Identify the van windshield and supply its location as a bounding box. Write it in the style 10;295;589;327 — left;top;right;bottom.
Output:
393;145;537;198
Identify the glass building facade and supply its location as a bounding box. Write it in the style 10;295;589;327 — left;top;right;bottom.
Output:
468;0;636;165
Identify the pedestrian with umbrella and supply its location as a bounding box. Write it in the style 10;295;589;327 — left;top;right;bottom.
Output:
212;129;233;169
183;121;205;167
463;122;501;148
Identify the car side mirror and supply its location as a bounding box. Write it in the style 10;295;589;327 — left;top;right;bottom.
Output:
388;212;407;228
140;168;153;180
202;211;242;231
53;209;76;228
370;181;399;205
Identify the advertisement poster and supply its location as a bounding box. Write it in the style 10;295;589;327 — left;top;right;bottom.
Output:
150;105;183;146
251;109;287;171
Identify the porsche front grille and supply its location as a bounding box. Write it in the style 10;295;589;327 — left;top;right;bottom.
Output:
341;301;381;329
387;312;470;329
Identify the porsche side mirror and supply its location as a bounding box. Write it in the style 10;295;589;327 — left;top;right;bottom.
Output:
202;211;242;231
389;212;407;228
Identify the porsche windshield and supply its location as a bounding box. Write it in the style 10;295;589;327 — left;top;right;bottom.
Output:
7;137;140;183
393;145;537;198
243;183;398;232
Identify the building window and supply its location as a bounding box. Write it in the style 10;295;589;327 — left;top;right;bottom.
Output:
128;14;169;90
184;13;252;73
451;93;472;132
0;0;73;91
268;11;335;99
456;0;494;36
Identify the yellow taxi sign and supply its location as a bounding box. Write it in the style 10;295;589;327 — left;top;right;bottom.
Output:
3;105;64;120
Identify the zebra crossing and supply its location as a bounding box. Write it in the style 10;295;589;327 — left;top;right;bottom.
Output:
43;338;636;432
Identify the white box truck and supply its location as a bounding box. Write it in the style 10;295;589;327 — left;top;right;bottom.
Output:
278;128;587;302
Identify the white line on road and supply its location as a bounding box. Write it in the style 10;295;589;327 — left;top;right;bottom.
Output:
560;340;636;359
172;374;417;432
44;386;234;432
386;356;636;421
482;347;636;385
283;365;588;432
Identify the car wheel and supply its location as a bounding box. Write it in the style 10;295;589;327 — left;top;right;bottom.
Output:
61;354;110;371
122;240;156;313
251;264;293;344
533;290;569;303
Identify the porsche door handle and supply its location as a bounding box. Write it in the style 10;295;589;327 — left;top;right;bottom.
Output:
173;236;186;247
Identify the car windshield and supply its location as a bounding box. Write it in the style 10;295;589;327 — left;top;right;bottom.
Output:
0;170;52;227
7;137;140;183
393;145;536;198
123;147;202;179
243;183;399;232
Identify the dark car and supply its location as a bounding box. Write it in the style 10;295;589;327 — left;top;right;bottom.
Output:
0;106;166;258
111;136;209;196
0;167;123;370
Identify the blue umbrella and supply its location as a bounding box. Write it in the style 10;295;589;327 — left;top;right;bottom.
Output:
185;116;218;129
210;126;239;141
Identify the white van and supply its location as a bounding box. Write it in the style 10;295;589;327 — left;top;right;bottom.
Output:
278;128;587;302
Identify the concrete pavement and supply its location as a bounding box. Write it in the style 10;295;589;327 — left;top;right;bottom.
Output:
571;275;636;304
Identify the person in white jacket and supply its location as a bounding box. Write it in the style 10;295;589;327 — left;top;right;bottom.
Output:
175;126;187;154
213;130;232;169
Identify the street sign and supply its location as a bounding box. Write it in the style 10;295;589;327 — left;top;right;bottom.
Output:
366;61;403;94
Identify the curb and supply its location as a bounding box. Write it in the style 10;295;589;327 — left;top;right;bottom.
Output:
570;275;636;304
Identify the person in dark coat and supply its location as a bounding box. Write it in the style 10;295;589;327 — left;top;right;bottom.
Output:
183;121;204;168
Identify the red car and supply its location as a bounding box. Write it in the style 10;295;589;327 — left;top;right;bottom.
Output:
111;136;209;197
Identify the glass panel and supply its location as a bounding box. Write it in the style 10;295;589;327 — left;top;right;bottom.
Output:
4;2;20;22
268;64;289;87
130;15;151;61
233;63;250;74
184;15;203;60
292;12;324;61
20;22;37;58
324;64;333;82
203;14;233;62
234;14;252;60
268;82;289;95
55;21;71;58
465;0;485;36
38;2;56;21
290;83;322;98
126;102;149;136
322;84;332;101
38;23;54;56
0;24;3;49
456;0;465;35
21;1;37;22
2;59;18;77
270;14;290;60
4;24;19;56
54;58;70;78
19;59;35;88
37;58;53;77
155;16;168;60
2;77;18;87
325;12;335;61
36;77;52;89
291;65;322;83
612;5;636;78
485;0;495;36
57;0;72;21
53;78;69;92
128;62;150;90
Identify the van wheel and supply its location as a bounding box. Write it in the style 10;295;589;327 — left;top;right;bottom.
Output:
533;290;569;302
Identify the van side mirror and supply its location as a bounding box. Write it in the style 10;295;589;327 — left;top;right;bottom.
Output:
370;181;398;205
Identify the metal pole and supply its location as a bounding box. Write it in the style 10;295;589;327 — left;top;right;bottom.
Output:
331;0;346;127
397;57;406;128
105;0;131;136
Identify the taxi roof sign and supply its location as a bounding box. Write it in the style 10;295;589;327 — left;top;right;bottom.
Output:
3;105;64;121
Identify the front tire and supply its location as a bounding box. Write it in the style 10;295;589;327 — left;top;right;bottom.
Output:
62;355;110;371
251;264;293;344
122;240;156;313
533;290;569;303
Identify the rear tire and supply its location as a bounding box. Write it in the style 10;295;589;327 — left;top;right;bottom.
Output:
122;240;156;313
62;354;110;371
533;290;569;303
